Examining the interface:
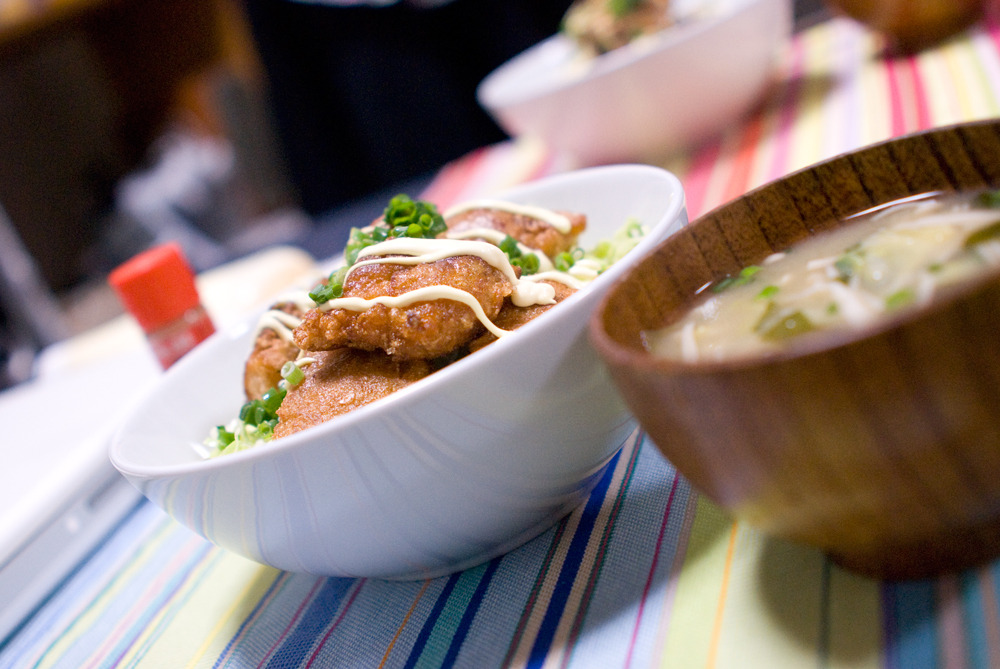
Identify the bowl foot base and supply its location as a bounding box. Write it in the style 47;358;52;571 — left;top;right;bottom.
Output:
828;515;1000;581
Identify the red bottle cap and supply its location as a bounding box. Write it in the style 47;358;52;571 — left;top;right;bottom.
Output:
109;243;202;332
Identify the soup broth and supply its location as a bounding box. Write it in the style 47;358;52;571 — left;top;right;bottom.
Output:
644;190;1000;362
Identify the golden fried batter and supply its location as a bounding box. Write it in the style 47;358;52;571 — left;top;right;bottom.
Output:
274;348;432;438
293;255;512;360
468;281;577;352
445;208;586;258
244;302;307;400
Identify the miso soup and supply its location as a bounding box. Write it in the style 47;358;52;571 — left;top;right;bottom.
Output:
644;190;1000;362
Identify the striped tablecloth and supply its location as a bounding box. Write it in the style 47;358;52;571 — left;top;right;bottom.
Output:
6;14;1000;669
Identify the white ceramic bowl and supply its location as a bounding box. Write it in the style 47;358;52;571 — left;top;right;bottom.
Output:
110;165;687;579
477;0;792;166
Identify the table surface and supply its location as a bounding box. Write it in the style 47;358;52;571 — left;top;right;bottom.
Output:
5;12;1000;669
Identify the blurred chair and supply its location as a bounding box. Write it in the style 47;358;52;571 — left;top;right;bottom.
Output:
0;203;69;388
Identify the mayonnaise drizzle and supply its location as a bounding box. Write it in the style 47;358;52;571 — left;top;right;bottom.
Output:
524;271;584;290
351;237;515;280
328;286;514;338
443;199;572;234
271;290;320;312
254;221;593;344
445;227;555;272
342;237;556;308
256;309;304;342
253;290;315;341
564;258;604;282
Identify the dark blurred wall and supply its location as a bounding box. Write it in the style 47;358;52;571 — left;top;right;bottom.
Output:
0;0;224;292
242;0;574;217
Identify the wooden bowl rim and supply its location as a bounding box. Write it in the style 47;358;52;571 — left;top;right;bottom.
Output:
590;118;1000;374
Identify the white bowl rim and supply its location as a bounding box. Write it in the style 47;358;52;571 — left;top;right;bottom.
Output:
110;163;686;480
477;0;769;109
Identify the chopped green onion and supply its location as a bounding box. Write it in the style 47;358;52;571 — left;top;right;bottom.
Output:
499;234;520;256
607;0;642;17
382;194;446;238
626;220;645;237
516;253;540;274
885;289;915;310
713;265;762;293
263;386;286;413
499;234;540;275
343;194;446;266
756;285;779;300
834;249;864;282
213;426;235;447
238;387;286;427
553;248;585;272
975;190;1000;209
209;385;287;454
344;228;375;266
761;311;814;340
309;280;337;304
280;361;306;386
254;421;274;442
754;301;815;341
964;220;1000;248
309;266;348;305
254;405;268;425
571;218;646;275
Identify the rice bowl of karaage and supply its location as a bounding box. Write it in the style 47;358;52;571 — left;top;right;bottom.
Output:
109;164;687;578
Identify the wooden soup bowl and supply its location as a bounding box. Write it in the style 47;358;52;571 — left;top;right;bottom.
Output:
590;119;1000;580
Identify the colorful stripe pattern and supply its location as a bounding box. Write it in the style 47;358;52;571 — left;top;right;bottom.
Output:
6;14;1000;668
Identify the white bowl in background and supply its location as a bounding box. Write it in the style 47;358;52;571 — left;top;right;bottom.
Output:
110;164;688;579
477;0;792;166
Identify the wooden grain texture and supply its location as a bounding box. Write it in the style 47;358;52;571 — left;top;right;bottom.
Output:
591;119;1000;579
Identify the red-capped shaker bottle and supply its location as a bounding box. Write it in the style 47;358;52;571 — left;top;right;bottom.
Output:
108;242;216;369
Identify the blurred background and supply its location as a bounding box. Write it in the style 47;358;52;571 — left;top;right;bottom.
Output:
0;0;829;390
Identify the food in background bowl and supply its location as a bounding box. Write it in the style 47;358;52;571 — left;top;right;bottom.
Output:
590;120;1000;580
562;0;723;57
477;0;791;165
563;0;675;56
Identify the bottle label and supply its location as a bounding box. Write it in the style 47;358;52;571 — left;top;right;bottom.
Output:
148;310;215;369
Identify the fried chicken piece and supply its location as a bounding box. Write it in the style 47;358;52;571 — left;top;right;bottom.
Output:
244;301;307;401
274;348;432;438
445;207;586;259
468;281;578;352
293;254;512;360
